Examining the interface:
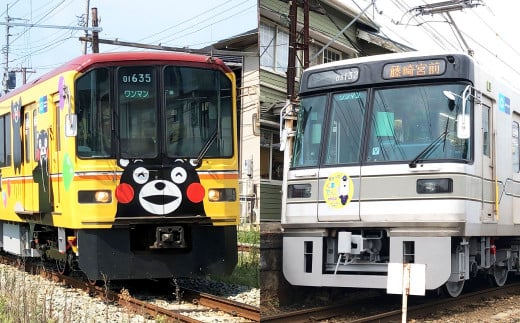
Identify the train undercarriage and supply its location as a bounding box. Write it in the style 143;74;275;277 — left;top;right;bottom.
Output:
0;221;237;281
283;228;520;297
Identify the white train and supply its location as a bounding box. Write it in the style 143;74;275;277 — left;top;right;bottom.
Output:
281;51;520;297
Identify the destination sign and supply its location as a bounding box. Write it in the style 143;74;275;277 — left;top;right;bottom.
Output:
307;67;359;88
118;66;155;101
382;59;446;79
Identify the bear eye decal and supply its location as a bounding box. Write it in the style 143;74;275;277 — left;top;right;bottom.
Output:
171;167;187;184
133;167;149;184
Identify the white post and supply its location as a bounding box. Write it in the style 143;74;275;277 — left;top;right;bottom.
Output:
402;263;411;323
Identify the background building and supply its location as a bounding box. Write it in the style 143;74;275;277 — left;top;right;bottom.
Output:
210;30;261;226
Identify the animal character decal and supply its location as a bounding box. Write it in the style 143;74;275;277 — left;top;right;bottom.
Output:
36;129;49;167
33;129;53;212
323;172;354;208
115;160;206;217
11;98;22;173
339;175;350;205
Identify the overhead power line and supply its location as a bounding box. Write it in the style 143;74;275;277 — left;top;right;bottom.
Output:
0;21;101;32
2;15;101;94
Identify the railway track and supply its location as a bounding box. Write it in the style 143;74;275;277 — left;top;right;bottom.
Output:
238;243;259;253
0;254;260;322
261;281;520;322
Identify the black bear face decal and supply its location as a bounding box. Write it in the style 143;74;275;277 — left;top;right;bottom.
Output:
36;130;49;162
115;160;206;217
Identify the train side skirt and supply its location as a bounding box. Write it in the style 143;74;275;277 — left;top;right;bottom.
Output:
77;225;237;280
283;234;452;290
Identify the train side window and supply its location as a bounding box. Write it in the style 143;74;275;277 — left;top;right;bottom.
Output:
0;115;4;166
0;114;11;167
483;106;490;158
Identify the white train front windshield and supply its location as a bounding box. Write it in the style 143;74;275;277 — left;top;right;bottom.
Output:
292;83;472;167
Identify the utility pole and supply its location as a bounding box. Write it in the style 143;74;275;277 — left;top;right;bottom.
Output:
3;5;11;95
281;1;310;225
286;0;309;101
83;0;90;54
91;7;99;53
286;0;297;101
10;67;36;85
302;0;309;69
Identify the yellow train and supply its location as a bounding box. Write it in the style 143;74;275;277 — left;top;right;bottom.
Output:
0;52;239;280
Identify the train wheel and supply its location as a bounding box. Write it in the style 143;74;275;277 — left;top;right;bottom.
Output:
56;258;70;275
443;280;465;297
490;266;508;287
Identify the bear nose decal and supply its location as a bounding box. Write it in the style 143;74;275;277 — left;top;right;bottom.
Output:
155;182;166;190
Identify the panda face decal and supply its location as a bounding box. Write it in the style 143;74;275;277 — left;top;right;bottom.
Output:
115;161;206;217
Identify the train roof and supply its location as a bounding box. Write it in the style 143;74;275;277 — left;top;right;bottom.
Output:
304;50;474;72
1;51;231;102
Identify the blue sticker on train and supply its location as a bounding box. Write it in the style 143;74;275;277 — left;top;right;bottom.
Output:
499;93;510;115
39;96;48;114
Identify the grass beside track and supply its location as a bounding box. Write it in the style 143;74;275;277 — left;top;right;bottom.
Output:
213;228;260;288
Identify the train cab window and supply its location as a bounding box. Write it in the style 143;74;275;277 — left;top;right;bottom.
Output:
118;66;158;158
75;68;113;158
367;84;471;163
164;66;233;158
324;91;366;165
292;95;327;168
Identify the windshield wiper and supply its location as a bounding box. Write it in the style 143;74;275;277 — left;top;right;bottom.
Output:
408;130;448;168
193;129;218;167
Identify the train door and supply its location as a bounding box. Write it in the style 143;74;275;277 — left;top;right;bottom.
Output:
22;107;37;212
317;91;365;222
480;96;496;222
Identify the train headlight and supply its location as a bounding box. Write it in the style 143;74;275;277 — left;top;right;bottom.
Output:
208;188;236;202
78;190;112;203
288;184;311;198
416;178;453;194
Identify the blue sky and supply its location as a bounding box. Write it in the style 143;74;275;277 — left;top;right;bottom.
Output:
5;0;518;87
2;0;257;84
